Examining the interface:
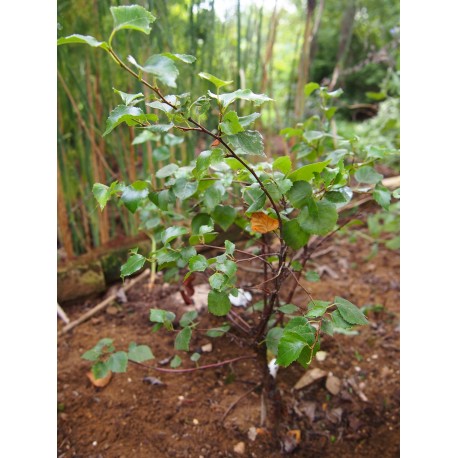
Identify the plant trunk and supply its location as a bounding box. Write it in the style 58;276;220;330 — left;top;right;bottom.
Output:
256;344;282;444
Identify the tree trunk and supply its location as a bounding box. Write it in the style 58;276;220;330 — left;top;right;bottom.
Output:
329;0;357;90
294;0;317;120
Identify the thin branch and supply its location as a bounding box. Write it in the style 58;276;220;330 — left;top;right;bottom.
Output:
221;383;262;422
132;355;256;373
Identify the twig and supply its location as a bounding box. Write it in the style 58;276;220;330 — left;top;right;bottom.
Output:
59;269;150;335
132;355;256;373
57;303;70;324
221;383;261;422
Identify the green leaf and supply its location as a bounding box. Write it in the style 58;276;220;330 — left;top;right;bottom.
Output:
110;5;156;35
219;111;244;135
266;327;284;355
198;72;233;89
209;89;272;108
208;290;231;316
150;309;176;324
193;149;225;178
153;146;170;161
209;272;227;291
324;190;348;203
128;55;179;88
206;325;230;337
288;160;330;182
392;188;400;199
191;213;213;234
156;163;178;178
306;300;331;318
335;297;369;325
238;112;261;128
189;255;208;272
212;205;236;231
175;327;192;351
298;200;338;235
173;178;198;200
162;226;188;245
303;130;324;143
224;240;235;256
304;82;320;97
113;88;144;105
132;130;160;145
121;181;149;213
103;105;157;136
227;130;264;156
373;185;392;210
273;156;292;175
305;271;320;282
355;166;383;184
277;330;312;368
127;344;154;363
81;338;114;361
92;361;110;379
162;53;196;63
386;236;400;250
120;253;146;280
170;355;182;368
145;123;174;133
190;352;201;362
283;219;310;250
217;259;237;277
278;304;299;314
245;188;266;213
204;185;224;211
92;183;111;210
220;111;244;135
321;318;334;336
179;311;198;327
286;181;313;208
107;351;128;373
331;310;354;330
57;34;109;50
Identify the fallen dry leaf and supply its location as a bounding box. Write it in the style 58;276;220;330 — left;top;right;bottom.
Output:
294;368;327;390
86;370;112;388
250;212;279;234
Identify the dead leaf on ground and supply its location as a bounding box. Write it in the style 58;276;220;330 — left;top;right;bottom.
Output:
250;212;279;234
143;376;164;386
86;370;112;388
294;368;327;390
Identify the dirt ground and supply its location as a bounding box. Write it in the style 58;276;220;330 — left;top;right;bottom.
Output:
57;212;400;457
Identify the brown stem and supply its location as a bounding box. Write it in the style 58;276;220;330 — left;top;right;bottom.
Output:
132;355;256;373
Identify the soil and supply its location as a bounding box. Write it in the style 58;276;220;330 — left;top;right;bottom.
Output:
57;208;400;457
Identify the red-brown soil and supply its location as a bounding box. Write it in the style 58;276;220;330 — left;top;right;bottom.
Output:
58;218;400;457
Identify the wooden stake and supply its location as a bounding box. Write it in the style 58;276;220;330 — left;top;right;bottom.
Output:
59;269;150;335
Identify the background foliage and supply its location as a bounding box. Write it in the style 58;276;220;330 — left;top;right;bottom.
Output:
57;0;399;257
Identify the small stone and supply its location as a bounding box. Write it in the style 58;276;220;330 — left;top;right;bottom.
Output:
371;354;379;360
234;442;245;455
106;305;119;315
92;441;97;446
355;366;361;372
248;426;257;441
201;343;213;353
315;351;327;362
193;418;199;425
325;373;341;395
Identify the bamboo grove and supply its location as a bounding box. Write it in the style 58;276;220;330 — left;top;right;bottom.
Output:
57;0;399;257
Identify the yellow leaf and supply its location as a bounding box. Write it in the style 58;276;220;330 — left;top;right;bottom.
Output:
250;212;279;233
